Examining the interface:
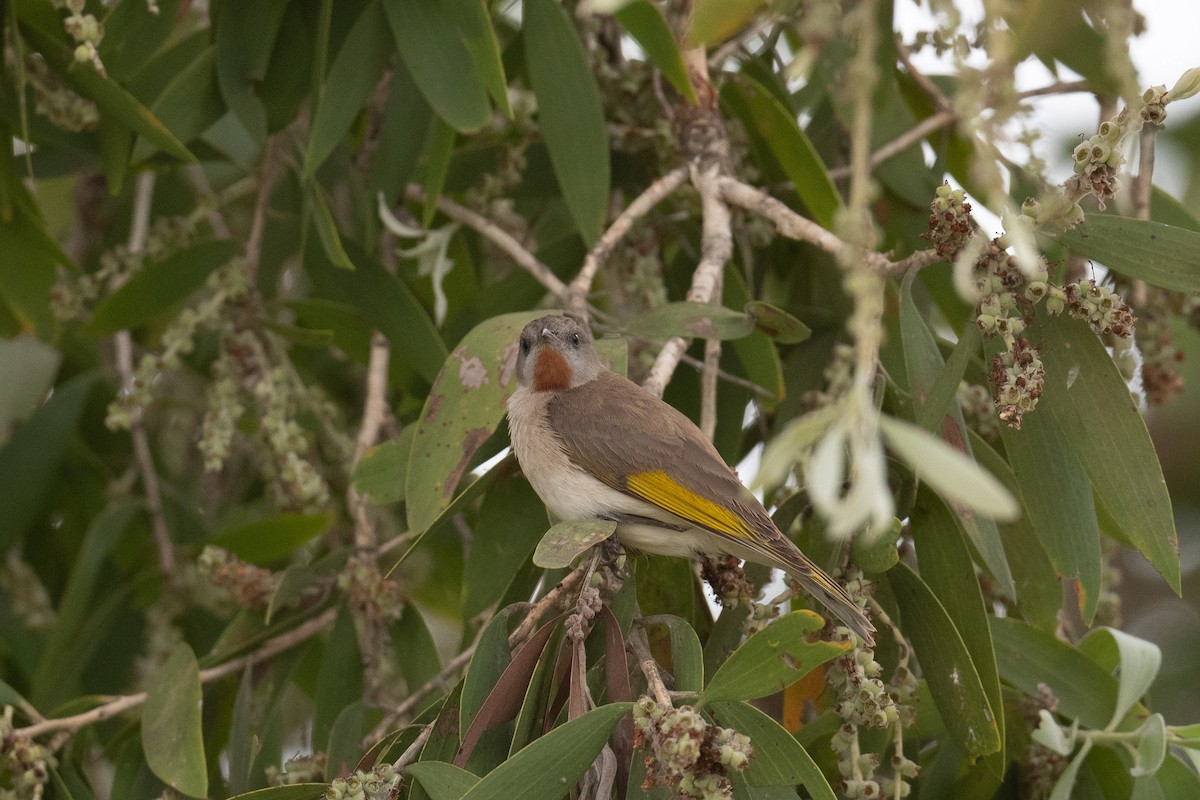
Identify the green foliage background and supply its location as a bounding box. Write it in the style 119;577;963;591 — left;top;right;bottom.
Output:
1;1;1200;799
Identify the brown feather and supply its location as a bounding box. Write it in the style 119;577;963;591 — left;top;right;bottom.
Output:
533;348;572;392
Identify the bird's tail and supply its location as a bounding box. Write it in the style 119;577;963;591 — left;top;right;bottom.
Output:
783;552;876;647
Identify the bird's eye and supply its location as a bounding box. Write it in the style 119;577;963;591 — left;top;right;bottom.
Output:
519;337;530;355
570;332;581;347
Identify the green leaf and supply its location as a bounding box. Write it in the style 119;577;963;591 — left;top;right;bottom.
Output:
307;179;355;271
624;302;755;341
532;520;617;568
386;0;492;132
406;762;479;800
0;372;96;552
226;787;327;800
31;499;137;709
210;513;333;564
1131;713;1167;777
755;404;839;491
313;607;362;750
686;0;766;46
699;611;850;707
132;46;224;162
710;701;835;799
460;703;632;799
448;0;512;119
459;607;517;737
0;336;59;446
879;414;1020;522
142;643;207;798
228;668;257;795
87;241;238;334
405;311;541;534
720;76;840;228
463;477;551;618
326;701;366;780
420;118;457;226
890;563;1002;757
1054;215;1200;293
1077;627;1162;731
990;616;1118;730
1049;740;1093;800
524;0;611;245
1037;313;1180;593
214;0;290;144
744;302;811;344
352;435;412;505
304;1;393;176
644;615;705;694
306;238;446;383
613;2;697;103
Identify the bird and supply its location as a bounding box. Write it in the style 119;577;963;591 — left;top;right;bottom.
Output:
505;314;875;646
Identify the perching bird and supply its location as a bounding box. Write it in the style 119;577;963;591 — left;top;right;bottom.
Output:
506;314;875;645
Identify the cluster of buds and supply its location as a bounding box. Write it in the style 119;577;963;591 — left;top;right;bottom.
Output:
0;552;56;630
0;707;55;800
3;43;99;132
828;572;918;799
565;584;603;642
1019;684;1069;798
338;555;406;623
1068;120;1125;209
922;183;974;258
266;753;326;786
956;381;1003;440
61;0;105;74
1122;286;1187;405
633;698;753;799
700;555;756;609
1061;279;1136;337
323;762;397;800
988;338;1045;429
197;546;278;610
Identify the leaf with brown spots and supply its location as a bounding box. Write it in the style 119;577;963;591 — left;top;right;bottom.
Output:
406;311;548;534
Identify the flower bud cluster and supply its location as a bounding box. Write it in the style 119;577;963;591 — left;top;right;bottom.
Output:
3;43;98;132
1126;287;1185;406
1063;279;1136;338
266;753;327;786
699;555;755;610
633;697;753;799
565;585;604;642
0;707;56;800
988;338;1045;430
0;552;56;630
323;763;397;800
955;381;1002;441
339;555;406;623
62;0;106;74
197;546;278;610
922;183;974;258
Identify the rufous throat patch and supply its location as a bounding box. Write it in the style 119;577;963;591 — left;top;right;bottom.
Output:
533;347;572;391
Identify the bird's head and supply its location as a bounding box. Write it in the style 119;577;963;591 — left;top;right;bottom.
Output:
515;315;603;392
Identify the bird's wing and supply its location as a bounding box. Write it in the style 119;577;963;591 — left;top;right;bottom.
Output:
547;372;777;546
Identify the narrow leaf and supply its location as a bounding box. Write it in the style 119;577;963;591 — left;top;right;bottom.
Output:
449;0;512;118
686;0;766;46
1038;313;1179;593
624;302;755;341
142;643;207;797
524;0;610;245
210;513;333;564
352;435;412;506
709;701;835;799
699;611;850;707
744;301;811;344
406;762;479;800
1054;216;1200;293
307;180;355;271
533;520;617;568
386;0;491;132
614;2;697;103
890;563;1002;757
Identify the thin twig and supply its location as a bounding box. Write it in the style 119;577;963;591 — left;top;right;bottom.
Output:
896;41;953;111
245;135;283;282
392;722;434;771
699;321;722;440
678;352;774;397
403;185;570;300
827;109;957;180
348;331;391;550
569;167;689;316
1017;80;1094;100
113;172;175;583
17;608;338;739
182;164;232;239
628;623;671;706
1130;124;1158;308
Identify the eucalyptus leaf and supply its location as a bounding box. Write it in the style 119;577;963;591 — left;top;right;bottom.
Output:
352;434;413;506
406;762;480;800
1131;714;1167;777
1054;216;1200;293
141;643;207;798
1077;627;1162;731
623;302;755;341
532;519;617;569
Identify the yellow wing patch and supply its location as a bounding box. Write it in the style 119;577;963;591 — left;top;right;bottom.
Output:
626;470;753;539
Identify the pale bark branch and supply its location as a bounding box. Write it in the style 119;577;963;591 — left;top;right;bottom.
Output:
827;109;957;180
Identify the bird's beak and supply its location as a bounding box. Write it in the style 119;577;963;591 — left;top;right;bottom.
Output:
540;327;555;340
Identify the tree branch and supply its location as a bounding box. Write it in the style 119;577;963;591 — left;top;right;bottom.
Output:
404;185;569;301
113;171;175;583
827;109;957;180
347;331;391;550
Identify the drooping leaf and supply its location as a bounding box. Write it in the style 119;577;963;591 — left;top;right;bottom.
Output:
142;643;207;798
406;762;480;800
524;0;610;245
1054;216;1200;294
386;0;492;132
449;0;512;118
532;519;617;569
87;241;238;334
132;46;224;162
313;607;363;751
1038;313;1179;593
214;0;290;145
613;2;697;103
624;302;756;341
699;611;850;707
890;563;1002;757
720;76;840;228
686;0;767;46
460;704;632;800
307;179;355;271
405;311;542;534
352;433;413;506
1077;627;1162;731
